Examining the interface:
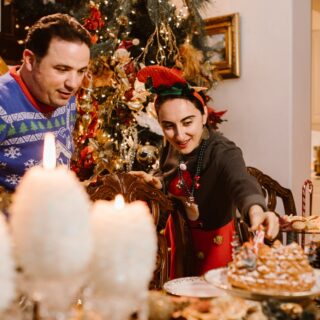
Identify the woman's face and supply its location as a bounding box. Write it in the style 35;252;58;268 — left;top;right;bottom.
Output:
158;98;208;154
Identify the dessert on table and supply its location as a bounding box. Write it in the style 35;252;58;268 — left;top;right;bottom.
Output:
227;240;315;293
280;214;320;232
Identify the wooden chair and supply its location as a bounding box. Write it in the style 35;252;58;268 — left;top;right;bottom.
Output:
246;166;298;244
86;173;173;289
247;167;297;215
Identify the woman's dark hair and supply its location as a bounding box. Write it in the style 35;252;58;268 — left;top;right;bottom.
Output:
25;13;91;60
154;90;207;115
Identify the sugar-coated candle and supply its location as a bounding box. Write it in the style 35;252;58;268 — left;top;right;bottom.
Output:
89;195;157;319
10;133;93;279
0;215;15;313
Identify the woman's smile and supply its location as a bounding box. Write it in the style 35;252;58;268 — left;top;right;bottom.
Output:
158;98;207;154
175;139;191;149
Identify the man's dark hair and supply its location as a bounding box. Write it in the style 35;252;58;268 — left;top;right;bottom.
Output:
25;13;91;59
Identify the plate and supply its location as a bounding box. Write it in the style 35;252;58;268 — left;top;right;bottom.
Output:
163;276;225;298
281;228;320;234
204;268;320;301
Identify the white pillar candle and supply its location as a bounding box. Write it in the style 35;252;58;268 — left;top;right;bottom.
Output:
9;133;93;315
89;195;157;319
0;214;15;313
10;133;93;279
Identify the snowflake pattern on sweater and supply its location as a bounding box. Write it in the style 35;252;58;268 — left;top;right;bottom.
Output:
0;71;77;190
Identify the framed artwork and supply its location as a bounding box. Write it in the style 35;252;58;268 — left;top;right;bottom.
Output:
204;13;240;79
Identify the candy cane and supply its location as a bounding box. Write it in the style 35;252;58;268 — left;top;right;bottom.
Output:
301;179;313;250
302;179;313;217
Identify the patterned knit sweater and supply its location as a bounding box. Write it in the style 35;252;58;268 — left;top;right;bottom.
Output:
0;69;77;190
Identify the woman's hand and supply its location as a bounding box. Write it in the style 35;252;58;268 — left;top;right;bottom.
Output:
129;171;163;189
248;205;280;240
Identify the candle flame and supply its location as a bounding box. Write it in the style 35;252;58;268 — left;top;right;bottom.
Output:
114;194;125;210
43;133;56;170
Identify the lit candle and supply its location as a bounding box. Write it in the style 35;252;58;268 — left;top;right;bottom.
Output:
89;195;157;319
9;133;93;312
42;132;56;170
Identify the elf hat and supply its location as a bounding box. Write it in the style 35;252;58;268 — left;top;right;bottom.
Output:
137;65;206;107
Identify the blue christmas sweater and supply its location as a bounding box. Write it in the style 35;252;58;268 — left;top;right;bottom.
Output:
0;68;77;190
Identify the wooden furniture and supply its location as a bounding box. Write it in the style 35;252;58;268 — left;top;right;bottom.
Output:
247;166;298;244
247;167;297;216
87;173;173;289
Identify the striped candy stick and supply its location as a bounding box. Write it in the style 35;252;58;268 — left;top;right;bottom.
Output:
301;179;313;249
302;179;313;217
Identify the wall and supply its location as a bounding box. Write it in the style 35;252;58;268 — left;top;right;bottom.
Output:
312;0;320;149
201;0;311;213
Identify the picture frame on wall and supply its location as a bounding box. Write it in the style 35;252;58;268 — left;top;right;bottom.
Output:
204;13;240;79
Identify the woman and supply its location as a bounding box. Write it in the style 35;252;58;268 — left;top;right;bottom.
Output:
134;66;279;278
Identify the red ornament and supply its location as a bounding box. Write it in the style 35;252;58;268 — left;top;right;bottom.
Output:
207;107;227;130
195;182;200;189
83;5;105;32
169;170;192;197
194;175;200;181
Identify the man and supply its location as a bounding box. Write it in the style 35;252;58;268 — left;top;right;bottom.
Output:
0;13;91;191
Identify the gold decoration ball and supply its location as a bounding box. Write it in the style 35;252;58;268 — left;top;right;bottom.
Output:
96;130;110;144
82;113;92;129
136;144;159;166
110;157;124;172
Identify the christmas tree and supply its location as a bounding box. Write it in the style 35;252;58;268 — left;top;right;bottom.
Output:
12;0;225;182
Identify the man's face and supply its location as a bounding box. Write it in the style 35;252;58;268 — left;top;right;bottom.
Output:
26;37;90;108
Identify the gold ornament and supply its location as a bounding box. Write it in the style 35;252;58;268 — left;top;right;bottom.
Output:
93;65;114;88
82;113;92;130
110;157;124;172
79;103;92;113
136;144;159;166
176;41;203;81
127;101;144;112
0;56;9;76
96;130;111;144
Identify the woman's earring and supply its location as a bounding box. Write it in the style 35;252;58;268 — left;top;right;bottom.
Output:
163;136;167;147
201;126;209;140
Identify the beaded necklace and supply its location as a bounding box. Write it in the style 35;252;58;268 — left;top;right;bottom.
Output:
176;139;208;220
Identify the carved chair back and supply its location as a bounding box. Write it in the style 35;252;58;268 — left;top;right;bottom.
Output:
246;166;298;244
87;173;173;289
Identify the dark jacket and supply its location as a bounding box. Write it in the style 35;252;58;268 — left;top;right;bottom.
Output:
160;127;267;230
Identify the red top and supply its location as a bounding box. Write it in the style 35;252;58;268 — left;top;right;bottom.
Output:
165;169;234;278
